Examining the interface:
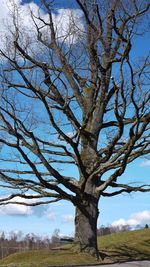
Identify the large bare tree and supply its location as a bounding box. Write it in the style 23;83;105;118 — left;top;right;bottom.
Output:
0;0;150;259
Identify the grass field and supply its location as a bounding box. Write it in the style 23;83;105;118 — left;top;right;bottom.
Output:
0;228;150;267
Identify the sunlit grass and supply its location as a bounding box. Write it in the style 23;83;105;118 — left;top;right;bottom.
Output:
0;249;98;267
98;228;150;261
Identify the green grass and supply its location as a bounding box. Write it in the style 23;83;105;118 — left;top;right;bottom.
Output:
0;249;99;267
98;228;150;261
0;228;150;267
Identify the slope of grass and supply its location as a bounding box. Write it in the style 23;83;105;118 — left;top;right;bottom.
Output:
98;228;150;262
0;228;150;267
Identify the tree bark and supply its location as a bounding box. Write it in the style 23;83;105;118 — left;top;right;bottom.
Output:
74;196;100;259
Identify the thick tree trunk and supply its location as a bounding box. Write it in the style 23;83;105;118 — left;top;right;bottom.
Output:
74;198;100;259
74;133;101;258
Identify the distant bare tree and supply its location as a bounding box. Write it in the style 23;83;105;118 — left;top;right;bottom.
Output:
97;224;131;236
51;229;60;245
0;230;52;258
0;0;150;259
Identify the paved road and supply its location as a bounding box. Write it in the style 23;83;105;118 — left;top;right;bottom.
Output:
86;261;150;267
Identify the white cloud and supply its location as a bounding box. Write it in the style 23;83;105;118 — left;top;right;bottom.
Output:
53;8;84;44
0;204;32;216
0;0;84;54
111;210;150;228
130;210;150;222
140;160;150;167
0;196;33;216
62;214;74;223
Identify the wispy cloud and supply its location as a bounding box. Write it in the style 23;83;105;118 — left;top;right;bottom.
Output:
111;210;150;228
62;214;74;224
140;160;150;167
44;207;56;221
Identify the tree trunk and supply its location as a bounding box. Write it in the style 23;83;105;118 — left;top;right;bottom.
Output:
74;197;100;259
74;133;100;258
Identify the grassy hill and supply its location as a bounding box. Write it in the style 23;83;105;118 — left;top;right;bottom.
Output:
0;228;150;267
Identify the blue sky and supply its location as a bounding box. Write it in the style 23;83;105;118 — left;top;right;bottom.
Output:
0;158;149;237
0;0;150;239
22;0;78;8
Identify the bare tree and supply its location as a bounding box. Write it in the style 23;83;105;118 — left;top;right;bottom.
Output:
0;0;150;259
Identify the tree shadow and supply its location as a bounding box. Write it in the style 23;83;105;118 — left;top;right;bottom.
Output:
100;244;150;263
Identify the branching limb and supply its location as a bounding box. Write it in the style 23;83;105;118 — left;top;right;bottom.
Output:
101;184;150;197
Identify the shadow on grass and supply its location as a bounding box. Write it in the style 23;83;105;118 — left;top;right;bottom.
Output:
101;244;150;263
